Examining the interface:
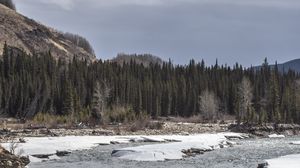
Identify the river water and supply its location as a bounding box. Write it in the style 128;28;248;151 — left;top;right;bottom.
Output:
29;136;300;168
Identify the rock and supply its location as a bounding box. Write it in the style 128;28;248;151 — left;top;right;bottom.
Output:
182;148;205;157
229;123;300;136
31;154;52;159
19;156;30;166
18;138;25;143
0;4;96;62
110;141;120;144
56;150;71;157
226;141;237;146
92;130;114;136
257;162;268;168
0;146;29;168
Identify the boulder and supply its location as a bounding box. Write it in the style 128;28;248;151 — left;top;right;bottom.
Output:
257;162;268;168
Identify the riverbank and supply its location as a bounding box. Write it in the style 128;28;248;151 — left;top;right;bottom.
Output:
0;121;230;143
0;145;29;168
2;121;300;144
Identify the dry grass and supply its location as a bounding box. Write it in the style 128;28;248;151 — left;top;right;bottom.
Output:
103;106;136;124
129;116;164;132
167;115;203;123
164;114;236;124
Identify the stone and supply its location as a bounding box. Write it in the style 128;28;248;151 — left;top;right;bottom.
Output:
56;150;71;157
0;146;29;168
257;162;268;168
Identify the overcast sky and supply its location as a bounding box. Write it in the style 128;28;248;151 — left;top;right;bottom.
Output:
14;0;300;66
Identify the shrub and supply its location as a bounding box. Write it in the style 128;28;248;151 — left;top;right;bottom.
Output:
103;106;136;124
62;32;95;55
129;114;164;132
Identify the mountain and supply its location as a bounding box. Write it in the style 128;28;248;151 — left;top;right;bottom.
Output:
275;59;300;73
111;53;164;66
255;59;300;73
0;4;96;61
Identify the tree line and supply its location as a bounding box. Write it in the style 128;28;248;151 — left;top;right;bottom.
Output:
1;43;300;124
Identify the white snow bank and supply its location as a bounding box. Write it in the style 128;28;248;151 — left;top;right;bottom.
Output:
112;133;241;161
0;133;245;163
1;136;134;162
268;134;285;138
290;141;300;145
266;154;300;168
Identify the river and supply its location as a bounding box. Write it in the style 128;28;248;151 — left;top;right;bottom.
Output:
29;136;300;168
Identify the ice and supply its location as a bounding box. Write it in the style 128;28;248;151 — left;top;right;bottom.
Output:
268;134;285;138
266;154;300;168
140;136;167;142
290;141;300;145
112;133;238;161
1;136;131;162
1;133;244;163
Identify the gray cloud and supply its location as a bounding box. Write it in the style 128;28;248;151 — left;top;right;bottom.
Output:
14;0;300;66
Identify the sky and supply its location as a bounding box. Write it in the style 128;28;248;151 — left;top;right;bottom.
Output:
14;0;300;66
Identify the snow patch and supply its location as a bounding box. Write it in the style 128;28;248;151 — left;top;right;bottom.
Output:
112;133;240;161
48;39;68;53
290;141;300;145
266;154;300;168
268;134;285;138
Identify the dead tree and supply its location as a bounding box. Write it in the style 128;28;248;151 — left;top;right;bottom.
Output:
199;89;219;121
91;81;110;125
238;77;253;123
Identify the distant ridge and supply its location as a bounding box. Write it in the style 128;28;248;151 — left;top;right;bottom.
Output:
255;58;300;73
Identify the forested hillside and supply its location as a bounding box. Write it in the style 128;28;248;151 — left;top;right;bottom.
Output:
1;44;300;124
112;53;163;67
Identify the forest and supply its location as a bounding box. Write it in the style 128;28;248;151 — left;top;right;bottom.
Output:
1;43;300;125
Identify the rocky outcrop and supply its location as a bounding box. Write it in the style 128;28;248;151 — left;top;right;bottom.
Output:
0;4;96;62
0;146;29;168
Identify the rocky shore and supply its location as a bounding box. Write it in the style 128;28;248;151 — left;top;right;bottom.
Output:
0;121;229;143
0;145;29;168
1;122;300;143
228;123;300;137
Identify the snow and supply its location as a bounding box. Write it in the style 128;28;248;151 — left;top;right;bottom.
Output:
0;133;244;163
268;134;285;138
290;141;300;145
1;136;131;162
266;154;300;168
112;133;241;161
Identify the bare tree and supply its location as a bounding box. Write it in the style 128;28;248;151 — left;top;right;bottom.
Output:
91;81;110;125
62;32;95;55
199;89;219;121
9;141;18;154
238;77;253;123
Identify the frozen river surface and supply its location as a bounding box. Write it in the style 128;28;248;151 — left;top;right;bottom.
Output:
29;136;300;168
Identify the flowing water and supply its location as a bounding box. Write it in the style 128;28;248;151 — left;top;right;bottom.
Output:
29;136;300;168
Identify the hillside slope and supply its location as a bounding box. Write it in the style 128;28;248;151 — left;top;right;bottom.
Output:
255;59;300;73
276;59;300;73
0;4;95;61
